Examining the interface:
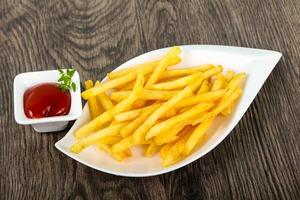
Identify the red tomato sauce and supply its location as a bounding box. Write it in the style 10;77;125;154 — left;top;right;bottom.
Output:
23;83;71;118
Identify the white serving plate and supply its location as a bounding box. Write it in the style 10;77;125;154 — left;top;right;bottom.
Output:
55;45;282;177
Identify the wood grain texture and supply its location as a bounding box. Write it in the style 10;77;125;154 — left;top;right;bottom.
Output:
0;0;299;199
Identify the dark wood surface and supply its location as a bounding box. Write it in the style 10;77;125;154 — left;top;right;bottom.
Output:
0;0;299;199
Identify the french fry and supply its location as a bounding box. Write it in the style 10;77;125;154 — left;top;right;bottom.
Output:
112;135;134;153
146;46;181;87
146;103;213;140
132;99;147;108
183;118;213;155
154;125;185;145
187;72;206;92
108;57;181;80
197;80;210;94
114;105;152;122
99;135;123;145
117;81;135;91
162;131;192;167
94;81;114;111
110;73;144;114
223;73;246;98
74;111;113;139
85;80;93;90
149;72;203;90
107;60;160;80
192;88;242;125
85;80;102;119
221;107;232;115
97;143;129;161
110;90;179;102
71;122;127;153
74;75;144;139
115;103;176;123
82;58;176;99
160;143;173;160
211;73;226;91
225;70;235;82
203;65;223;79
175;90;226;108
132;86;194;144
120;104;160;137
97;143;111;153
145;143;161;157
82;72;137;99
160;108;177;119
159;64;214;80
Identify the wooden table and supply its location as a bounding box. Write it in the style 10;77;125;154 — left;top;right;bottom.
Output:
0;0;299;199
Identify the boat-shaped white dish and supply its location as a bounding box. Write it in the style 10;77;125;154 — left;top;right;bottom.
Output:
55;45;282;177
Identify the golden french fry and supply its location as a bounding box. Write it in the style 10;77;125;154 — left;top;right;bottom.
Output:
116;104;175;123
97;143;111;153
193;87;242;125
82;61;158;99
117;81;135;91
160;108;177;119
97;143;129;161
85;80;102;119
150;72;203;90
223;73;246;98
108;57;181;80
114;105;152;122
132;99;147;108
220;72;241;116
211;73;226;91
111;90;179;102
82;72;137;99
203;65;223;79
85;80;94;89
154;125;185;145
160;142;174;159
74;76;144;139
112;135;134;153
197;80;210;94
176;90;226;108
225;70;235;82
94;81;114;111
108;60;160;80
146;46;181;87
99;135;123;145
146;103;213;140
162;132;191;167
188;74;205;92
132;86;193;144
145;143;161;157
183;118;213;155
71;122;127;153
111;74;144;114
120;104;159;137
74;111;113;139
221;106;232;115
159;64;214;80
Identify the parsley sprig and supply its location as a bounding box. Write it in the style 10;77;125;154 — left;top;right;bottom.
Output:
58;69;77;92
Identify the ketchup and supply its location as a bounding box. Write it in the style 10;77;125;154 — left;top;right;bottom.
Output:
24;83;71;118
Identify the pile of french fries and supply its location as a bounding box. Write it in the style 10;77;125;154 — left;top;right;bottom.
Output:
70;46;246;167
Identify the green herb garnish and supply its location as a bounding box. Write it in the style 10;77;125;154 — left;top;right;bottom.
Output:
58;68;77;92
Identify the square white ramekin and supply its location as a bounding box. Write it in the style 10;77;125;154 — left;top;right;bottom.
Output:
14;70;82;132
